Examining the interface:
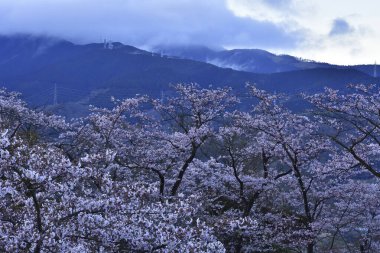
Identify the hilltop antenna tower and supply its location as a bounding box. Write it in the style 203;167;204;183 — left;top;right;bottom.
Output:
53;83;57;106
375;61;377;78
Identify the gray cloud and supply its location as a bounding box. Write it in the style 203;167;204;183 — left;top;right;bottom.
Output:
329;18;354;36
0;0;304;49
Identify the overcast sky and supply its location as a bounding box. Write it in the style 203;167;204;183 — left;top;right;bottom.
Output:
0;0;378;65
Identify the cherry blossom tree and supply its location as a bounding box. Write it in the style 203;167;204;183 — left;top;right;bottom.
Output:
306;84;380;179
0;88;225;252
2;83;380;252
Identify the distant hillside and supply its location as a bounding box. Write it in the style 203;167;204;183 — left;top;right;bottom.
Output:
153;45;336;73
349;64;378;77
154;45;379;76
0;35;259;102
0;35;378;117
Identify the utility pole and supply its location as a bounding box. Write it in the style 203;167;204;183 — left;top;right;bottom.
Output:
161;90;164;103
53;83;57;106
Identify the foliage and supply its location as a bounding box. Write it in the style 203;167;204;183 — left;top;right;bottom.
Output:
1;84;380;252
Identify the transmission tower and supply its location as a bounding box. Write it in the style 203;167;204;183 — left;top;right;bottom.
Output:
375;61;377;78
53;83;57;106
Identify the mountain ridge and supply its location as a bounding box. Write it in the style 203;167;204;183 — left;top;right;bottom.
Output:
0;34;378;117
153;44;378;75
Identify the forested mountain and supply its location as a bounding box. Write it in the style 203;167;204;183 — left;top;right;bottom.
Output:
154;44;379;75
0;35;378;114
154;45;333;73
